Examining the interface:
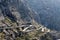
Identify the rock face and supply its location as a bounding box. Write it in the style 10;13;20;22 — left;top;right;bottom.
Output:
0;9;4;20
0;0;41;25
0;0;58;40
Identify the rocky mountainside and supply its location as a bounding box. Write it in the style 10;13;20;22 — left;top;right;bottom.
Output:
0;0;41;26
0;0;59;40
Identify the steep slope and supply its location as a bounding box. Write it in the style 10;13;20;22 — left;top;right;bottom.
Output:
0;0;41;27
0;0;56;40
26;0;60;31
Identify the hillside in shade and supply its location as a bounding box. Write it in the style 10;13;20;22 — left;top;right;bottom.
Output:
26;0;60;31
0;0;60;40
0;0;41;26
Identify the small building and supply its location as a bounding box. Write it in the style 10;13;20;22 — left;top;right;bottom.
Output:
47;29;50;32
41;28;45;32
